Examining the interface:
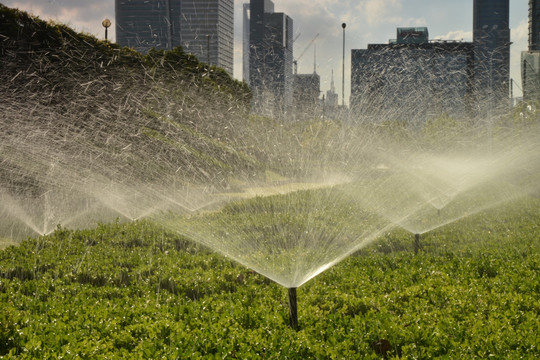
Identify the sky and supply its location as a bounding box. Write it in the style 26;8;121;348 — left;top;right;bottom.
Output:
2;0;530;103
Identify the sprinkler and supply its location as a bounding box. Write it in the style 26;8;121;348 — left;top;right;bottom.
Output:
414;233;420;254
288;287;299;330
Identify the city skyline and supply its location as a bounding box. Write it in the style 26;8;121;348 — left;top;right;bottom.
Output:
2;0;530;104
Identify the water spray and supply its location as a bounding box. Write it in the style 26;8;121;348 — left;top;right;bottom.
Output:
288;287;298;331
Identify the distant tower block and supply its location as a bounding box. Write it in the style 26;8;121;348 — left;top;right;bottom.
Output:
522;0;540;102
529;0;540;50
473;0;510;110
115;0;234;75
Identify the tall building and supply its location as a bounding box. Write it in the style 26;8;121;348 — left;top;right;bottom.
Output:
350;27;474;123
180;0;234;75
242;3;250;84
529;0;540;50
115;0;234;75
115;0;181;53
246;0;294;117
324;70;339;119
293;72;321;120
473;0;510;111
522;0;540;102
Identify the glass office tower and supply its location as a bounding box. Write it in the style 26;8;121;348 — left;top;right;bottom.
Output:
180;0;234;74
116;0;234;75
473;0;510;110
115;0;181;53
247;0;293;117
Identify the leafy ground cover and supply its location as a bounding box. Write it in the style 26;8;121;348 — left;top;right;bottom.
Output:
0;239;15;251
0;196;539;359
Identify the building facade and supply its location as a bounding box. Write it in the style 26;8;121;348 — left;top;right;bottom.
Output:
522;1;540;103
246;0;294;117
115;0;181;53
115;0;234;75
179;0;234;74
350;28;474;124
324;70;339;119
529;0;540;50
522;51;540;102
293;73;321;120
242;3;251;85
473;0;510;111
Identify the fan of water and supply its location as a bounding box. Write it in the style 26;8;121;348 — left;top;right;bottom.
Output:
2;4;540;299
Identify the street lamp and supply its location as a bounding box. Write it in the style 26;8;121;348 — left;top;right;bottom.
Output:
102;19;111;41
341;23;346;107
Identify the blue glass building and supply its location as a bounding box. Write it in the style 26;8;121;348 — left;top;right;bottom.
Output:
473;0;510;110
115;0;234;74
115;0;181;53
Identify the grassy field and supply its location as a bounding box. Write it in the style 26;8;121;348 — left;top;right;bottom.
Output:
0;238;16;251
0;196;539;359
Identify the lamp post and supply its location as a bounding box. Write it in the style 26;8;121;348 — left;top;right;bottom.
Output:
341;23;346;107
102;19;111;41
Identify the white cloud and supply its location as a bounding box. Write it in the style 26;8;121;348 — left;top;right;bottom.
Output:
512;19;528;43
358;0;403;25
4;0;114;40
432;30;473;42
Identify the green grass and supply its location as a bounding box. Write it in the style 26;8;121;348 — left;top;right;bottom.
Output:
0;197;539;359
0;238;16;250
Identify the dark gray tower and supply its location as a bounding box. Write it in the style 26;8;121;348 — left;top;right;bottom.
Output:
116;0;234;75
115;0;181;53
243;3;251;84
522;0;540;102
179;0;234;75
248;0;275;92
473;0;510;111
248;0;293;117
529;0;540;50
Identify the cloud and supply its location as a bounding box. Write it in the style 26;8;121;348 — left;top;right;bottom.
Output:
4;0;114;40
512;19;528;43
432;30;473;42
358;0;403;25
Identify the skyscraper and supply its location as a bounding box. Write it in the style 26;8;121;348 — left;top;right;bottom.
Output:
473;0;510;110
246;0;293;117
529;0;540;50
350;28;474;123
115;0;234;75
180;0;234;75
115;0;181;53
522;0;540;102
242;3;250;85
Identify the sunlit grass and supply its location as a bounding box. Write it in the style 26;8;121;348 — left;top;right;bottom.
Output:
0;237;17;250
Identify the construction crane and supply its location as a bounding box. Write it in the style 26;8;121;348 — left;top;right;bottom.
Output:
293;33;319;75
